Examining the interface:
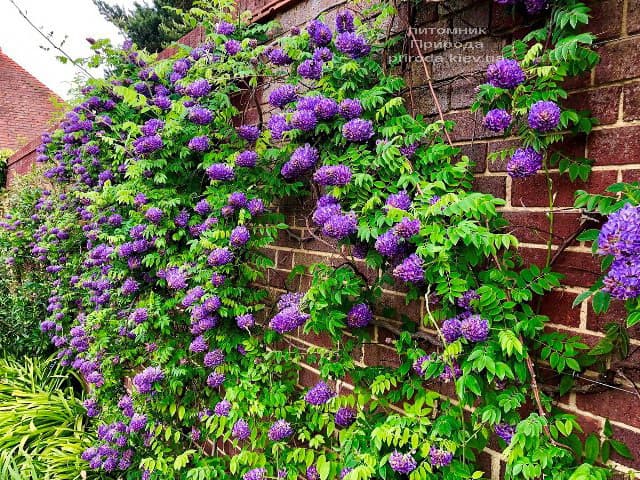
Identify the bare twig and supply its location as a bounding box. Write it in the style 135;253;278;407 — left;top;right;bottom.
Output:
9;0;95;80
401;11;454;146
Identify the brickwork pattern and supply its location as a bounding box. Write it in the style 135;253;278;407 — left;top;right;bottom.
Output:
0;49;61;151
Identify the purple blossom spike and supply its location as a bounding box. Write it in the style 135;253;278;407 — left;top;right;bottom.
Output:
393;254;424;284
347;303;373;328
487;59;525;89
236;150;258;167
268;419;293;441
483;109;512;132
335;407;357;427
304;381;336;405
389;451;417;474
206;163;235;181
460;315;489;342
188;135;210;151
441;317;462;343
528;100;561;132
307;20;332;46
322;213;357;240
429;446;453;468
232;419;251;440
230;225;250;247
342;118;374;142
507;147;542;179
339;99;363;119
313;165;352;186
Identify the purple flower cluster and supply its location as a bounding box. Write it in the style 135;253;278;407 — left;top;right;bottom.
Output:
188;135;210;152
486;59;525;89
385;191;412;211
206;163;235;181
281;144;319;179
412;354;434;377
185;79;211;98
269;84;299;108
307;20;332;46
347;303;373;328
313;165;352;186
335;32;371;58
335;406;357;427
342;118;374;142
233;419;251;440
507;147;542;179
236;150;258;167
429;446;453;468
393;254;424;284
600;205;640;298
268;419;293;441
389;451;417;474
495;423;516;443
528;100;561;132
483;109;512;132
304;381;336;405
230;225;250;247
132;367;164;394
269;292;310;334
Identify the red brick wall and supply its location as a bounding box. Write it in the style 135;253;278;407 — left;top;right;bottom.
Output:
5;136;41;186
0;49;61;151
251;1;640;476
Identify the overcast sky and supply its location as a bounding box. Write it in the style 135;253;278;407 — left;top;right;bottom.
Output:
0;0;138;99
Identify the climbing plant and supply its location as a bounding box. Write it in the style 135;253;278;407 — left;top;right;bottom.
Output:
0;0;632;479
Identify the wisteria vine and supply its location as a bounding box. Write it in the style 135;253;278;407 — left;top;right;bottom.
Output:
0;1;633;479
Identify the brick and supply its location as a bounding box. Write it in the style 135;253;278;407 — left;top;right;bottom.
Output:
276;249;294;270
576;388;640;429
298;365;320;388
449;76;481;110
595;37;640;84
588;126;640;165
489;2;523;31
451;2;491;42
447;110;499;142
585;0;623;40
487;139;520;172
565;86;621;125
503;210;582;246
0;50;62;153
431;36;504;82
379;291;422;321
628;0;640;33
458;142;487;173
411;84;451;116
623;82;640;121
622;169;640;183
510;170;617;207
586;297;640;339
539;290;581;328
410;19;450;56
472;175;506;199
610;425;640;469
362;343;401;368
519;247;601;288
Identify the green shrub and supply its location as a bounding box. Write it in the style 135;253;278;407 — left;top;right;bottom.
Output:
0;356;104;480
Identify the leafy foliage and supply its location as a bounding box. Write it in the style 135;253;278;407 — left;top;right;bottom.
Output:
0;356;102;480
